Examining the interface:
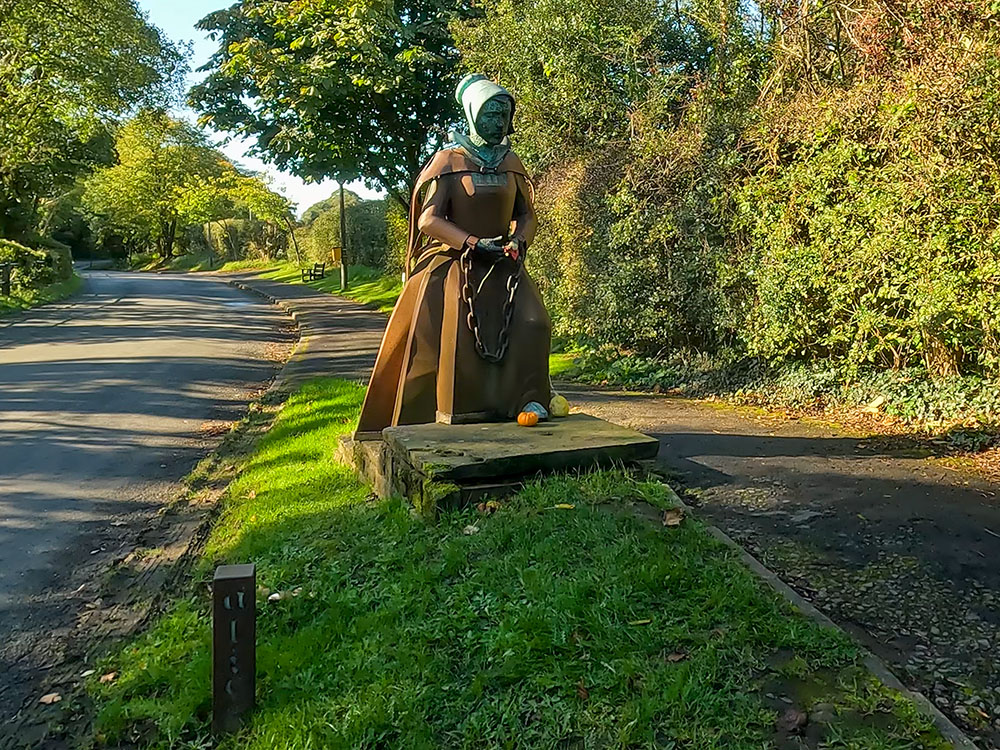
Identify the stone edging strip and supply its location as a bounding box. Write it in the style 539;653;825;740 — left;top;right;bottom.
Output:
662;486;980;749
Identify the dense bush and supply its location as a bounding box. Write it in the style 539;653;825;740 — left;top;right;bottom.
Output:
0;239;57;291
299;193;392;268
455;0;1000;391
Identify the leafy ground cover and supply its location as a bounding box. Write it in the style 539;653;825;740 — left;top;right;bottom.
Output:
90;377;948;749
554;348;1000;474
0;273;82;316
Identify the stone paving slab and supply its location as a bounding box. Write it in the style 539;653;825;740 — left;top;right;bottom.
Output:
384;413;659;482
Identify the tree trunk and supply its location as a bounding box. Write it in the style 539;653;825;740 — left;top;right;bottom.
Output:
161;219;177;258
283;216;302;264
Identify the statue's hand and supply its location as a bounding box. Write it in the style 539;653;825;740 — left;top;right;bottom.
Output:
474;236;505;258
503;237;525;262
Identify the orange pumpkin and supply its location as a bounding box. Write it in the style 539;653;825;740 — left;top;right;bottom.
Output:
517;411;539;427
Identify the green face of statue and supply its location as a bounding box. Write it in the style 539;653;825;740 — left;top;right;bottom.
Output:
475;97;512;146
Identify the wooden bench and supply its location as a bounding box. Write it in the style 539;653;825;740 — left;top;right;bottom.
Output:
301;262;326;281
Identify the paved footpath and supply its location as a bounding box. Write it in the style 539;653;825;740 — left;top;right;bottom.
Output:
231;273;1000;749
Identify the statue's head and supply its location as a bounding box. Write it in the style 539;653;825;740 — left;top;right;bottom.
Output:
456;74;515;146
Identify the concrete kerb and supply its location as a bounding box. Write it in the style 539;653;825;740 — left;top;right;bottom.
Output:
660;486;979;750
226;274;978;749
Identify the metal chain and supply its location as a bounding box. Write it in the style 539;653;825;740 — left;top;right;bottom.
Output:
460;247;521;363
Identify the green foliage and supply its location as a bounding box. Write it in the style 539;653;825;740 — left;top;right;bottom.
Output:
83;111;226;257
0;0;183;238
0;272;82;316
83;111;292;260
737;30;1000;379
0;239;55;291
454;0;698;168
92;377;944;749
384;199;409;274
192;0;473;206
299;191;392;267
456;0;1000;408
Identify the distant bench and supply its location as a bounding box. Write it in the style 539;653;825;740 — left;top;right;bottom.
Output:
301;262;326;282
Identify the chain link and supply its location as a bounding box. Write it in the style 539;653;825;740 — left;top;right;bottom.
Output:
460;247;521;363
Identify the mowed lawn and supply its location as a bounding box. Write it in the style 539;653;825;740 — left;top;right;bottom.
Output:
224;260;404;313
92;379;947;749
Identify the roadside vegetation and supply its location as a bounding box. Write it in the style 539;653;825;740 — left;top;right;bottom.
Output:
91;378;947;749
140;0;1000;446
0;272;81;316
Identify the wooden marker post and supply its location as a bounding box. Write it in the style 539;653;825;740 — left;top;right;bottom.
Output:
1;263;11;297
212;563;256;734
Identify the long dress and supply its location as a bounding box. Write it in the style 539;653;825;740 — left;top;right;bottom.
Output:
355;147;551;437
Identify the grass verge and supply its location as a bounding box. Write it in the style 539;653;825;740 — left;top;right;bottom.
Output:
90;377;948;749
228;261;403;313
0;273;82;316
137;253;404;314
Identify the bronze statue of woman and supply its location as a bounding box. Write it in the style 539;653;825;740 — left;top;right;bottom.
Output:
355;74;552;436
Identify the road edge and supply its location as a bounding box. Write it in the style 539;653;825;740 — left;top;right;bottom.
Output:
0;275;303;749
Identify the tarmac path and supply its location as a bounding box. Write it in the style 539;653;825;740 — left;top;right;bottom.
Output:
0;270;289;725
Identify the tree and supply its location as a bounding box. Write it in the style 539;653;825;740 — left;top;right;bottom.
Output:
83;111;227;257
0;0;184;238
190;0;472;208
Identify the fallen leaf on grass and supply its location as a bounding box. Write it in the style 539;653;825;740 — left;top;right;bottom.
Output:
462;525;480;535
99;672;117;684
628;618;652;626
39;693;61;705
576;679;589;700
665;651;687;663
662;508;684;527
476;500;502;515
553;503;575;510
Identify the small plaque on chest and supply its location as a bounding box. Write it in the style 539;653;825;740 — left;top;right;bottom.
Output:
470;172;507;188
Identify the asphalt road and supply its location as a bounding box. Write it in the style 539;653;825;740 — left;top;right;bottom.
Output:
0;270;289;723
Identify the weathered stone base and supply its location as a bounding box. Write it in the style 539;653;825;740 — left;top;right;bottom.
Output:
337;413;659;517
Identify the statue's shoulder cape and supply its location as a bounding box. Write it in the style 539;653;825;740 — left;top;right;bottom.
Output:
405;148;530;274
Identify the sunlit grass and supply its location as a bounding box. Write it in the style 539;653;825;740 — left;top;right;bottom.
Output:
91;378;946;750
0;273;82;316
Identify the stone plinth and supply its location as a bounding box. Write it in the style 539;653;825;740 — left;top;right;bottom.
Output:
337;414;659;516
